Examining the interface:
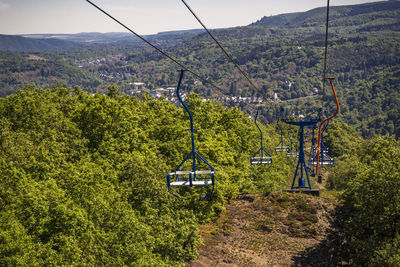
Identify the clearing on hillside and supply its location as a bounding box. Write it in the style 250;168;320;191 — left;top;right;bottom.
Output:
186;192;350;266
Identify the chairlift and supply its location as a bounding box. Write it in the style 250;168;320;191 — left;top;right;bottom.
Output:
250;111;272;165
310;149;333;166
286;133;299;158
315;77;340;180
310;121;334;166
308;125;317;176
166;70;215;198
308;125;317;165
275;120;290;152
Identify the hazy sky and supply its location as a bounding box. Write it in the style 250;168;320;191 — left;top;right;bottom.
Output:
0;0;384;35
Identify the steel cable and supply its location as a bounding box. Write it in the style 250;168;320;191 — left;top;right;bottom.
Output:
86;0;226;92
181;0;260;93
322;0;331;107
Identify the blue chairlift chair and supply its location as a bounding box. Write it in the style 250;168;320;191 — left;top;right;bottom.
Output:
310;121;334;167
166;70;215;198
286;134;299;158
250;111;272;165
308;125;317;174
275;120;290;152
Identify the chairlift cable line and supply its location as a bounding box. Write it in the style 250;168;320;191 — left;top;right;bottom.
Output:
322;0;330;106
86;0;225;92
180;0;260;93
316;77;339;177
315;0;337;177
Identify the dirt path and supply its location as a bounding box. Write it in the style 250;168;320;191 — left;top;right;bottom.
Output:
186;192;349;266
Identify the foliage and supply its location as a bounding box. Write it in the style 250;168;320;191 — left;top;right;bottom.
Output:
322;120;400;265
0;86;289;265
371;234;400;267
336;136;400;265
324;120;363;158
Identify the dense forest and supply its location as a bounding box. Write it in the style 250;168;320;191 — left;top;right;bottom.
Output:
1;1;400;265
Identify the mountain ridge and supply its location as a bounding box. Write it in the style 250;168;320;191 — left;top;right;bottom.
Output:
1;1;399;52
252;0;400;27
0;34;84;52
0;29;205;52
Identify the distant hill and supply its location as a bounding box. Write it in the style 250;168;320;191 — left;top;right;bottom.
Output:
22;29;204;44
0;29;204;52
252;1;400;27
0;34;83;52
21;32;135;43
0;29;205;52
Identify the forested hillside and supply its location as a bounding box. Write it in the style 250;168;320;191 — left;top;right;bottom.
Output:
0;30;204;52
0;34;83;52
0;86;293;265
0;86;399;265
0;1;399;138
21;30;204;46
0;51;103;96
252;0;400;28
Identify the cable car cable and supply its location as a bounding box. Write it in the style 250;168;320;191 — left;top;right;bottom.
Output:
86;0;225;92
321;0;330;107
181;0;260;93
316;77;339;177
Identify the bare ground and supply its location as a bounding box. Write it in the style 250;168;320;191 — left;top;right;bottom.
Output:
186;192;350;267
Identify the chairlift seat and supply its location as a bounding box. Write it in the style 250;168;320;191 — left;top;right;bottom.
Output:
275;146;290;152
310;152;334;165
250;156;272;164
170;180;214;187
167;170;215;187
310;159;334;166
287;152;299;158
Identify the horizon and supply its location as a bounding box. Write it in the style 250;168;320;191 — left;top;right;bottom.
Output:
0;0;385;35
13;29;206;37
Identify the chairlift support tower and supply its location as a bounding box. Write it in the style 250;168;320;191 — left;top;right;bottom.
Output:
283;119;320;196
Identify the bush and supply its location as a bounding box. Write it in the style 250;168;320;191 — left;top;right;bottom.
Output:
341;136;400;265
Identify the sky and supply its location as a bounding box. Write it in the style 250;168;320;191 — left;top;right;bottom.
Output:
0;0;385;35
